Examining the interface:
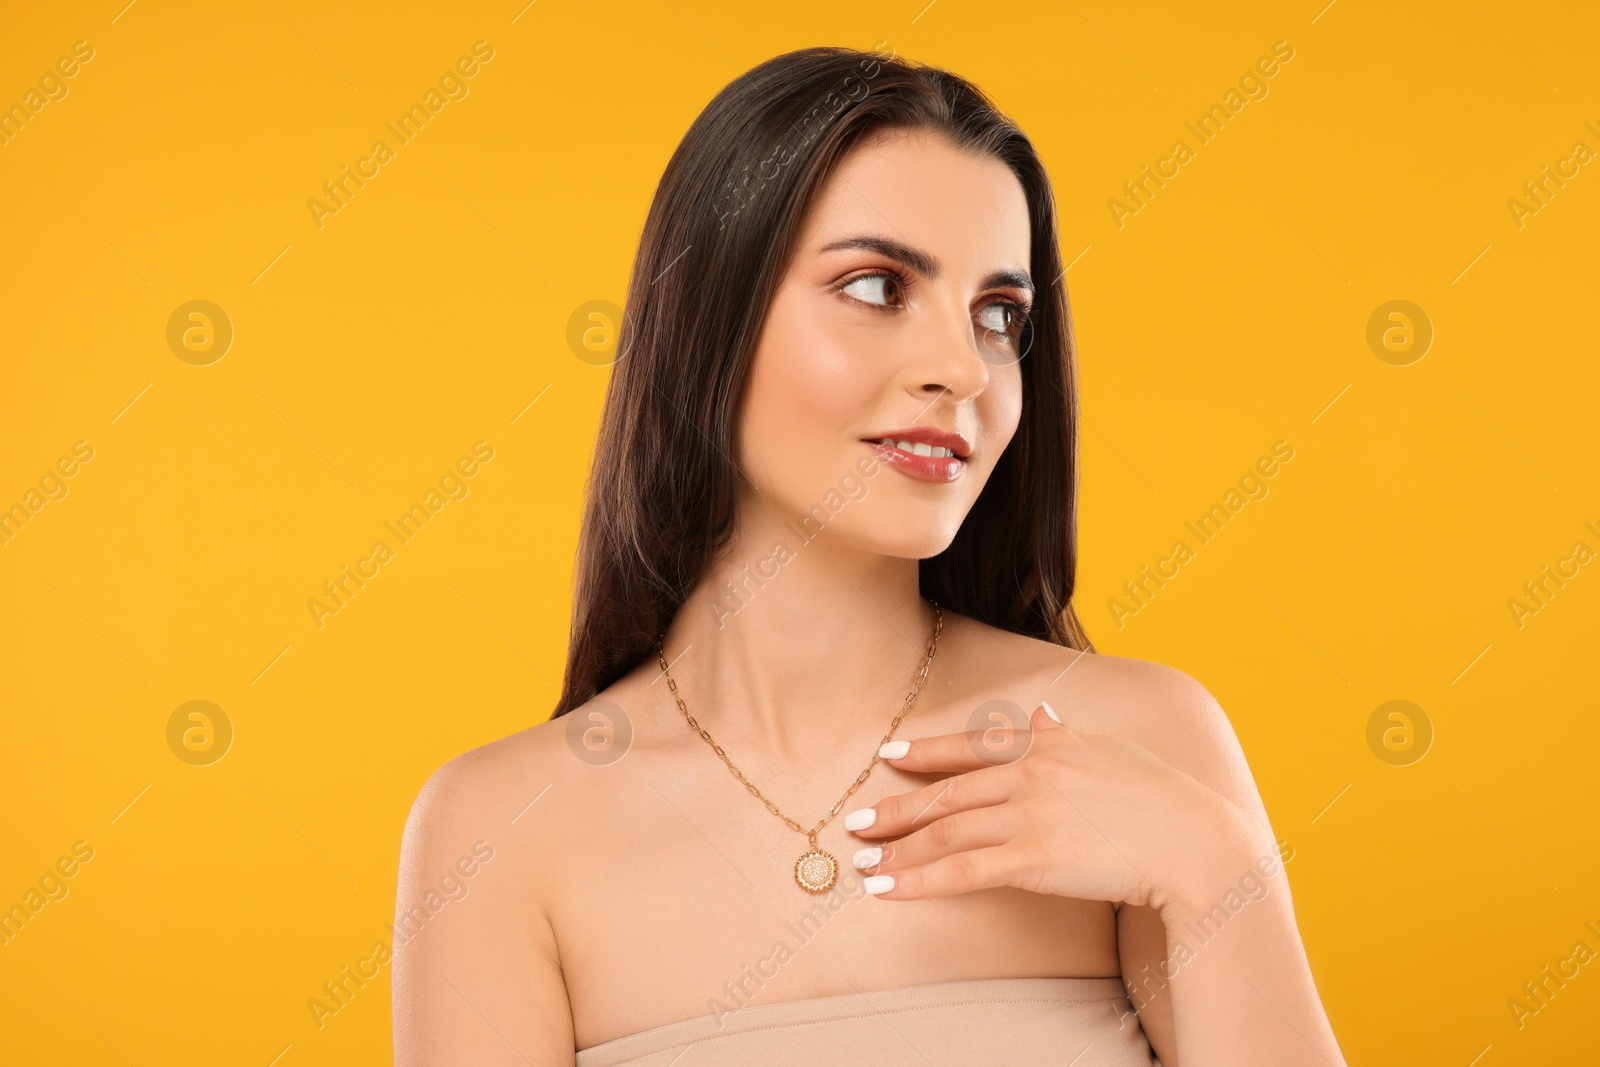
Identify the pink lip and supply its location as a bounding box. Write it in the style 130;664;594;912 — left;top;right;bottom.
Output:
863;426;972;458
863;440;966;483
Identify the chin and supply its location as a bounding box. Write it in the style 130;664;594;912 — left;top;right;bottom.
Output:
847;521;963;560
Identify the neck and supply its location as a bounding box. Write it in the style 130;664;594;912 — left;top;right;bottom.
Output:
658;504;943;758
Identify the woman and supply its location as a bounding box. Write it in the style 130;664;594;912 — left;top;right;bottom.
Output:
393;45;1346;1067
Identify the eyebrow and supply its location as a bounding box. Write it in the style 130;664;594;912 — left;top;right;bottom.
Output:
816;233;1034;295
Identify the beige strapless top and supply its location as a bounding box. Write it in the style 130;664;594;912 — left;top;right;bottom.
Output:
573;976;1162;1067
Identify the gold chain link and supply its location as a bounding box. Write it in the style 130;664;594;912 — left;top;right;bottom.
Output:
657;601;943;842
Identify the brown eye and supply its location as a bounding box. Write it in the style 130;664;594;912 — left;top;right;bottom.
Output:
977;301;1030;343
840;271;907;309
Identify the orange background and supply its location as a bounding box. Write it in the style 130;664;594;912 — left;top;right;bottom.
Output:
2;1;1597;1063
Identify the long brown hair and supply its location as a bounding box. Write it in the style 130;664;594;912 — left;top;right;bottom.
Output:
551;45;1093;719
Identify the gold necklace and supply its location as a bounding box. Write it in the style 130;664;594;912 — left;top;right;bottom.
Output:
657;601;943;894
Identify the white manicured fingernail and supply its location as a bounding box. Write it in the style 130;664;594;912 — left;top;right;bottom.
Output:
843;807;876;831
878;740;910;759
864;874;895;895
853;846;883;869
1042;701;1062;723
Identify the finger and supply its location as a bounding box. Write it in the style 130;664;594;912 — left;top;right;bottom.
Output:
1033;701;1068;730
878;723;1034;773
862;843;1027;900
844;763;1014;838
852;803;1015;874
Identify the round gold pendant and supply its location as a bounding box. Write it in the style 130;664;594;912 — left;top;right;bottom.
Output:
795;848;839;894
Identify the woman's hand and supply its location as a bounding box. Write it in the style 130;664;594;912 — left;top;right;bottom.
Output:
843;703;1268;920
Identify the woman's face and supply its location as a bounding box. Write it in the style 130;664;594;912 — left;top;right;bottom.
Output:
738;128;1032;559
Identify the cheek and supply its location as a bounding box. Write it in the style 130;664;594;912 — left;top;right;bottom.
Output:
742;305;881;487
977;360;1023;455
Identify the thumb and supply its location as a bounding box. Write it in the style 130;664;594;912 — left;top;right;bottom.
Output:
1032;701;1067;730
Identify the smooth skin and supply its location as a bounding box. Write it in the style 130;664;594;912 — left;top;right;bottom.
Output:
393;129;1347;1066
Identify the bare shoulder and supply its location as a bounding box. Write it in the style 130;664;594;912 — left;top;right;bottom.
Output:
405;717;568;825
394;708;610;1065
396;717;573;958
953;614;1268;826
400;707;596;890
1061;654;1259;807
398;680;655;894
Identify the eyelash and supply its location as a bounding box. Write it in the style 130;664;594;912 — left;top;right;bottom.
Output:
835;268;1034;340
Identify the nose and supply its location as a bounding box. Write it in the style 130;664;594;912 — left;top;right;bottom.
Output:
901;290;993;403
